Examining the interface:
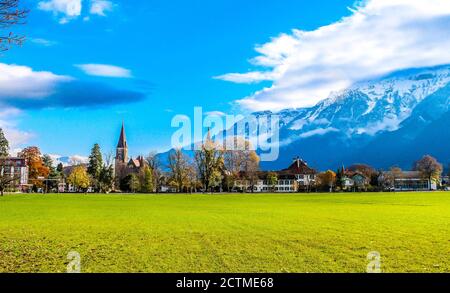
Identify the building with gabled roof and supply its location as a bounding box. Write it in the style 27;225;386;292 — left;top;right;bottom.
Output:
233;157;317;193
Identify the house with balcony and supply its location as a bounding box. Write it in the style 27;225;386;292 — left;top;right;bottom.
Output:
233;157;317;193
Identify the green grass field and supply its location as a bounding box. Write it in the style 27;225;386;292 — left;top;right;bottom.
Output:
1;192;450;273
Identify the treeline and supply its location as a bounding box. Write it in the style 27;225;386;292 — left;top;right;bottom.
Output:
118;138;260;193
1;126;449;194
315;155;446;192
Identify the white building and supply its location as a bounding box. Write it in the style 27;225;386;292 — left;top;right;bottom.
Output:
234;158;317;193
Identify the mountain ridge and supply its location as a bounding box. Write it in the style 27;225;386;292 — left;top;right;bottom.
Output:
257;65;450;170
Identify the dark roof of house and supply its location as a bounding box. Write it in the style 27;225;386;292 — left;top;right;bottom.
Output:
236;158;316;179
344;171;368;178
279;158;316;175
117;122;127;148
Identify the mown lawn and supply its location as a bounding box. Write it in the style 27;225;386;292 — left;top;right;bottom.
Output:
0;192;450;273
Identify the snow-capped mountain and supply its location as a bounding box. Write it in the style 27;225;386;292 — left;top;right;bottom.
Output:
48;155;89;167
258;65;450;170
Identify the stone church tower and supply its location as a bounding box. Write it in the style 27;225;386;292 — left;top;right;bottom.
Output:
115;122;129;175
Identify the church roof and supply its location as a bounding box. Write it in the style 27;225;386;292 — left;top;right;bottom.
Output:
128;156;147;169
117;122;127;148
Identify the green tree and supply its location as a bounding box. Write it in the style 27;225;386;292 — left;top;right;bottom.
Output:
67;165;90;192
336;167;344;190
98;165;114;193
0;128;9;158
87;144;103;190
195;135;224;193
120;174;140;193
267;172;278;192
141;166;154;193
42;154;61;193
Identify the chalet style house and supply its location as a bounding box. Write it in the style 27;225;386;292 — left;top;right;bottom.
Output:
234;157;317;193
0;157;29;192
114;123;148;181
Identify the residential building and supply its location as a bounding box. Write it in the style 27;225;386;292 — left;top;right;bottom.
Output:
341;172;370;191
234;157;317;193
442;175;449;186
380;171;436;191
0;157;29;192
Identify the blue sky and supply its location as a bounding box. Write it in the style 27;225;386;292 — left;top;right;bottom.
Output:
0;0;353;158
2;0;450;161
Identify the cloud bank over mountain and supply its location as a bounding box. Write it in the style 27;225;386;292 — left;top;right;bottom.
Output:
217;0;450;111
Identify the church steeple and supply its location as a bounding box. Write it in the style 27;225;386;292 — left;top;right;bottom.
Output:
117;122;127;148
115;122;128;164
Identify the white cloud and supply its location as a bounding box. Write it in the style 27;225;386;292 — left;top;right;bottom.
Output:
75;64;132;78
204;111;226;117
0;63;71;99
30;38;58;47
38;0;82;23
38;0;115;23
355;115;403;136
0;63;72;150
0;109;34;151
217;0;450;111
90;0;113;16
299;128;339;139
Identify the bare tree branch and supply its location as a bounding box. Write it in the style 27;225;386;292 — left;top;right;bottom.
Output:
0;0;28;52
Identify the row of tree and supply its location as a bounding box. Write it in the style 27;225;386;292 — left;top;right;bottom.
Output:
315;155;445;192
63;136;261;193
1;126;449;194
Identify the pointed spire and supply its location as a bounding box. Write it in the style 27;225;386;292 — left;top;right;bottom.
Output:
117;121;127;148
206;127;212;142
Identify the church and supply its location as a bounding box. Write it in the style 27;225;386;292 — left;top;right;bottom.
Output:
114;123;148;180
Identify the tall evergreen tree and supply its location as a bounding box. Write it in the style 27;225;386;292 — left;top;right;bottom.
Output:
0;128;9;158
57;163;64;175
87;143;103;189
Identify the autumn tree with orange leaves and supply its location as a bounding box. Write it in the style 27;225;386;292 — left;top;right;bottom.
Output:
18;146;49;189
